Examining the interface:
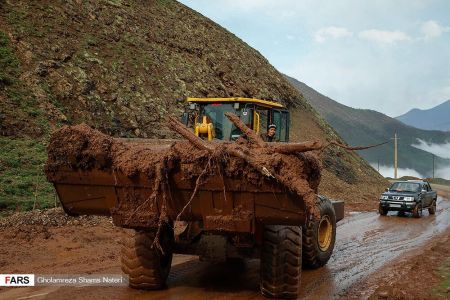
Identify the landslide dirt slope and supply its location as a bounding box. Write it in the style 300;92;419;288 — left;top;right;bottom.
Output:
0;0;386;209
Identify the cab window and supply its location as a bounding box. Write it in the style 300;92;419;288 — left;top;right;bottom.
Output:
255;108;268;135
271;110;289;142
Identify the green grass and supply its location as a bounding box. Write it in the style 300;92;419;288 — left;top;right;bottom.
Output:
0;30;50;136
0;137;55;215
433;259;450;296
0;31;20;86
0;33;54;215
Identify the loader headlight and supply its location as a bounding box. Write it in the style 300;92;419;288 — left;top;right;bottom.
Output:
380;195;388;200
403;197;414;201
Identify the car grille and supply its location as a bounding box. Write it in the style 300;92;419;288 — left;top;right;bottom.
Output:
388;196;404;200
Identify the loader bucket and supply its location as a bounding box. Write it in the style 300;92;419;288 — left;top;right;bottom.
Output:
45;124;325;232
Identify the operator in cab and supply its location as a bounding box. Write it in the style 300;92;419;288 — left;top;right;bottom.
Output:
261;124;278;142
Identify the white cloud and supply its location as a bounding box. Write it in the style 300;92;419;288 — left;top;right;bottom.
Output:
411;139;450;159
358;29;412;44
371;164;424;179
314;26;353;43
411;139;450;179
286;34;295;40
436;165;450;179
420;20;450;39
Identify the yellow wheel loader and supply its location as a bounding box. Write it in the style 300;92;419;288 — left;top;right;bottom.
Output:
45;97;344;299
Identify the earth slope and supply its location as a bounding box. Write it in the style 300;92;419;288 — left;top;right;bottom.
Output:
0;0;386;211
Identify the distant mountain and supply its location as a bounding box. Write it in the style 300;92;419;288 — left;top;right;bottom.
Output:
285;75;450;177
396;100;450;131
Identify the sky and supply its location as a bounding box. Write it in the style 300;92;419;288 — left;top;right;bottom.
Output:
179;0;450;117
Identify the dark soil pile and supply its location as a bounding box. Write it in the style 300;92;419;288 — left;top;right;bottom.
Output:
0;207;109;241
0;207;106;229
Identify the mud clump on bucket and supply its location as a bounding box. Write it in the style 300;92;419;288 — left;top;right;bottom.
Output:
46;124;114;171
45;119;326;224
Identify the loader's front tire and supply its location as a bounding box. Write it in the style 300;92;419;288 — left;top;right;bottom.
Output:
302;196;336;269
260;225;302;299
121;226;173;290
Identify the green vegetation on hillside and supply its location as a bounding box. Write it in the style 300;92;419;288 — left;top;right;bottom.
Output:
0;137;55;215
0;31;54;215
0;30;49;137
1;0;304;139
0;31;20;86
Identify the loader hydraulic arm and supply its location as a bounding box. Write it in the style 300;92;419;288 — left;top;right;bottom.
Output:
194;115;214;141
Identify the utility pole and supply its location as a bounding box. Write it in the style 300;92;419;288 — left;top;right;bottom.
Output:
394;133;398;179
377;158;380;172
432;154;435;179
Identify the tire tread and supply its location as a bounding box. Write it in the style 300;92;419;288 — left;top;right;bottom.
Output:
260;225;302;299
121;228;173;290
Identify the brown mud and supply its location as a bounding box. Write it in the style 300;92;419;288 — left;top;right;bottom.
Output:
45;120;324;222
0;193;449;300
341;228;450;299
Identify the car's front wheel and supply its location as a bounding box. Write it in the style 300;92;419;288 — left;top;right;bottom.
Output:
412;203;422;218
378;204;388;216
428;200;436;215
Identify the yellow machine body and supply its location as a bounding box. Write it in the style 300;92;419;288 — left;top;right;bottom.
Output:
194;115;215;141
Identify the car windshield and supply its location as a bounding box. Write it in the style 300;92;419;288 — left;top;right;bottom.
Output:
389;182;420;192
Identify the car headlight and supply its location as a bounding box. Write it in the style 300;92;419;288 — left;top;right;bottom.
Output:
404;197;414;201
380;195;388;200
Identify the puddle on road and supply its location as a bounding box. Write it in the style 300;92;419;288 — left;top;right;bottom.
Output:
347;211;363;215
299;196;450;299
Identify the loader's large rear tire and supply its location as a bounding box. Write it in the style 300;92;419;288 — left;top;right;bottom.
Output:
260;225;302;299
121;226;173;290
302;196;336;269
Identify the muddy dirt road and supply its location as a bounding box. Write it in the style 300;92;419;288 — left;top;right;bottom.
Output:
1;191;449;300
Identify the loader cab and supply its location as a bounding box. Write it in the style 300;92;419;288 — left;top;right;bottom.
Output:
184;97;290;142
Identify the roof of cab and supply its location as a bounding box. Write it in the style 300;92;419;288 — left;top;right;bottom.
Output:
392;180;426;184
187;97;285;109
